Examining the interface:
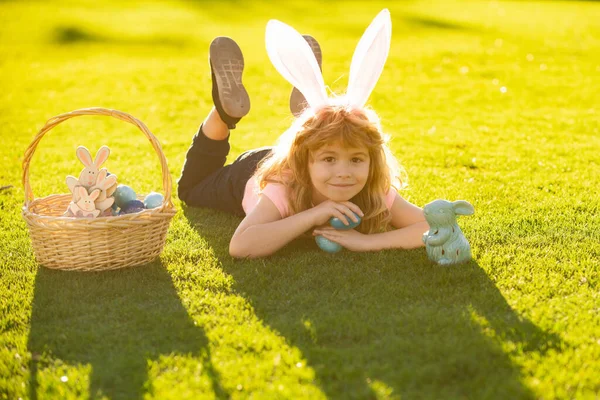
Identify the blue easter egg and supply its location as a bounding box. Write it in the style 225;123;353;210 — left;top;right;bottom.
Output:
120;199;145;214
143;192;164;209
330;212;362;230
315;235;342;253
110;202;120;216
113;185;137;208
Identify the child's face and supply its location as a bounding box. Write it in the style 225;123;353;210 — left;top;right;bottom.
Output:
308;141;370;204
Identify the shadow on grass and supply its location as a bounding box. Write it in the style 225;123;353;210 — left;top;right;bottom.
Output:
181;1;483;35
402;15;480;32
27;261;227;400
184;205;562;399
52;25;188;48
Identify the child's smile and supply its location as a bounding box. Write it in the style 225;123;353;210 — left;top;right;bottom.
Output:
308;142;370;204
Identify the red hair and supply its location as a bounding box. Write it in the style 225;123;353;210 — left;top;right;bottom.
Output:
254;105;405;233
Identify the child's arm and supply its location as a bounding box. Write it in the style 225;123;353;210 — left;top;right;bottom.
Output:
230;196;363;258
312;194;429;251
381;194;429;249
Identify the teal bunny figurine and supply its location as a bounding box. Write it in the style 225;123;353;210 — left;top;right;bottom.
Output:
422;200;474;265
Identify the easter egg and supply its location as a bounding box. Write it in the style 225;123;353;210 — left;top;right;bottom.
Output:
113;185;137;208
120;199;145;214
330;212;362;230
110;202;120;216
315;235;342;253
143;192;164;209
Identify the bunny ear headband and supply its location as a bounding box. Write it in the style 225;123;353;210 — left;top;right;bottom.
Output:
266;9;392;111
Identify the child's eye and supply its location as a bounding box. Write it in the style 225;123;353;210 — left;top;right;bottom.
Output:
324;157;335;163
352;157;364;163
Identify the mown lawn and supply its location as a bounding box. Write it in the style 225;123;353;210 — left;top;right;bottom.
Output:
1;0;599;398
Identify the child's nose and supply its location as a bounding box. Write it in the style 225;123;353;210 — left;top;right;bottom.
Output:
335;166;351;178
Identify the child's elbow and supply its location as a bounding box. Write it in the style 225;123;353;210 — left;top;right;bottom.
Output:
229;240;272;259
229;244;248;259
229;239;255;259
229;239;243;258
229;248;263;259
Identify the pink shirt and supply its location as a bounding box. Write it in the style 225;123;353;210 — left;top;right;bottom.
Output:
241;178;397;217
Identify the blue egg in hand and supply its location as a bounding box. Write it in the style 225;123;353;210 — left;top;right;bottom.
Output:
316;212;362;253
113;185;137;208
330;212;362;230
143;192;164;209
315;235;342;253
120;199;145;215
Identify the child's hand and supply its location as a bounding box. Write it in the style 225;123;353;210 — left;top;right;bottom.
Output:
309;200;364;227
312;226;372;252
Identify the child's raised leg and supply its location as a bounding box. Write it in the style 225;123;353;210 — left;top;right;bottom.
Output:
209;36;250;129
178;37;265;216
202;106;229;141
178;37;250;211
177;109;234;209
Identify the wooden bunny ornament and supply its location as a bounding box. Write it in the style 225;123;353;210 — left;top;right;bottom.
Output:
89;169;117;212
66;146;111;198
65;186;101;218
422;200;474;266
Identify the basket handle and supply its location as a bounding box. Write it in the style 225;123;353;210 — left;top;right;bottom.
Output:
22;107;174;208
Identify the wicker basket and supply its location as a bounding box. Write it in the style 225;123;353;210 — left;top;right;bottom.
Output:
22;108;177;271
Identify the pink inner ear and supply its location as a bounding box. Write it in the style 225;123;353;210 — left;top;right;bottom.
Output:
96;168;107;181
105;176;117;187
77;147;93;166
77;186;87;198
95;147;110;166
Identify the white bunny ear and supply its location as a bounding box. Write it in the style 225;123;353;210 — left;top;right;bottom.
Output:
66;176;78;193
94;146;110;168
103;175;117;188
346;9;392;108
88;189;100;201
76;146;93;167
96;168;107;183
266;20;328;110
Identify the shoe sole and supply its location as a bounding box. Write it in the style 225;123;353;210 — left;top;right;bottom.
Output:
290;35;323;117
209;37;250;119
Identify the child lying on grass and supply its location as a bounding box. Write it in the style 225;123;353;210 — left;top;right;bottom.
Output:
178;9;429;258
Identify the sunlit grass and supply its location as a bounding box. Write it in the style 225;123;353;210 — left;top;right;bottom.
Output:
1;0;599;398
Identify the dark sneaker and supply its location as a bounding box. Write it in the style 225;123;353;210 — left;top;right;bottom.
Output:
290;35;323;117
209;37;250;128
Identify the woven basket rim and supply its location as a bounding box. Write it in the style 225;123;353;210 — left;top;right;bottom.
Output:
21;108;177;271
22;107;175;210
22;192;176;221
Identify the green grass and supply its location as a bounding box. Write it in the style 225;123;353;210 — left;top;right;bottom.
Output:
1;0;599;398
